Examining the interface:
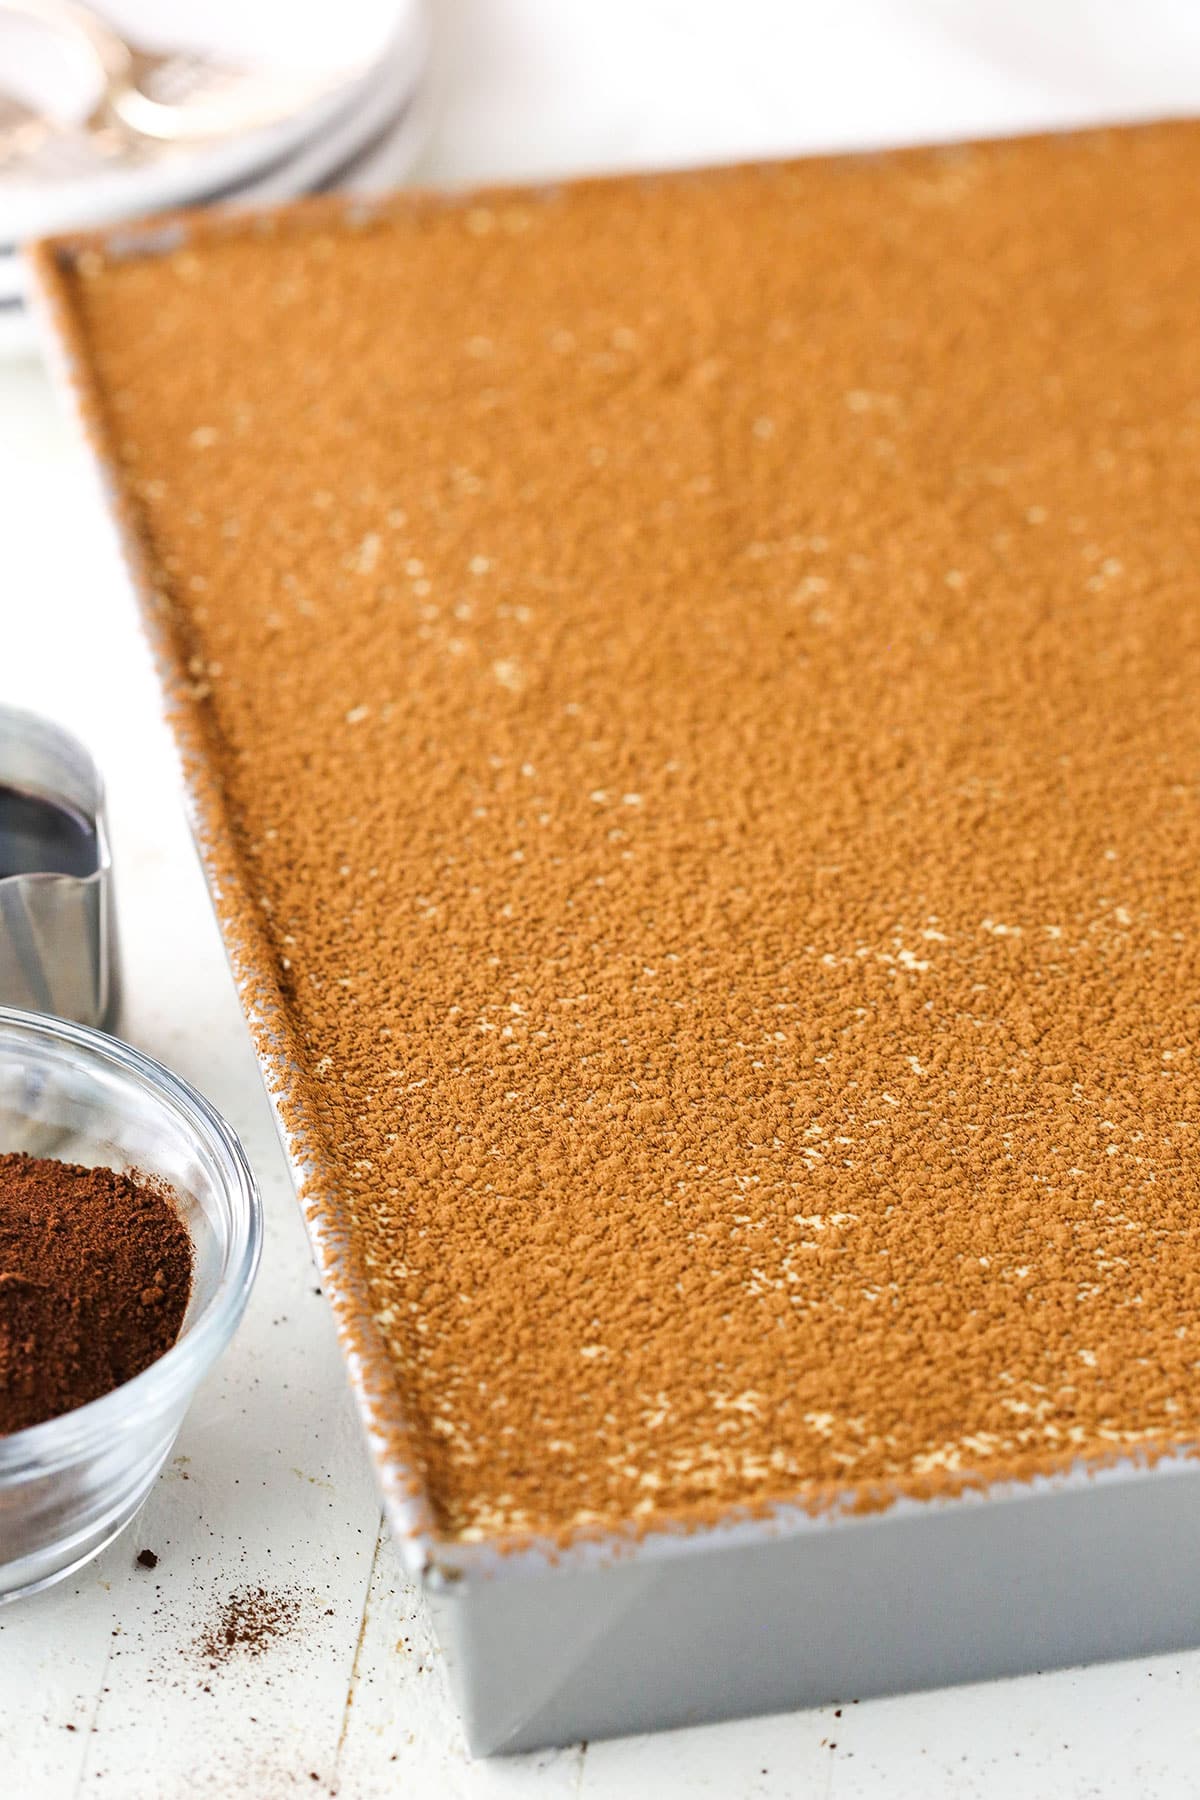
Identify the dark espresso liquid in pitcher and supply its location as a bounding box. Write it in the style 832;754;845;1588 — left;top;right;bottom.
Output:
0;784;99;880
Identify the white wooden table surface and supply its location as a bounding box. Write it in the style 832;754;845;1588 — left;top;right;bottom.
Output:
4;3;1200;1793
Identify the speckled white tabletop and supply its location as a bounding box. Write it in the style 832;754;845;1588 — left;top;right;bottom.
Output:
3;3;1200;1793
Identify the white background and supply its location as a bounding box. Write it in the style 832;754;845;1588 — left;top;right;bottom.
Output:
4;2;1200;1793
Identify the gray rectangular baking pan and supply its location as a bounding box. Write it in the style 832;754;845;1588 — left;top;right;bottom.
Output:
28;206;1200;1756
427;1460;1200;1753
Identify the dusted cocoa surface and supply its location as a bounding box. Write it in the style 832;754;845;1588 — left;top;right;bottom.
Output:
44;123;1200;1543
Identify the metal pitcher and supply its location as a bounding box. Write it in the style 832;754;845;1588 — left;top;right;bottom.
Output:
0;705;120;1030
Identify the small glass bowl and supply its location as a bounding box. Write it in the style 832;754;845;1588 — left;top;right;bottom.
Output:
0;1007;261;1601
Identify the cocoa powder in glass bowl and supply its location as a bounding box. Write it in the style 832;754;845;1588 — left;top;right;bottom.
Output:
0;1009;260;1601
0;1152;192;1435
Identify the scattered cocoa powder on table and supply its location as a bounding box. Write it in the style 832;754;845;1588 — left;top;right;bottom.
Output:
42;120;1200;1544
0;1153;192;1434
195;1586;303;1667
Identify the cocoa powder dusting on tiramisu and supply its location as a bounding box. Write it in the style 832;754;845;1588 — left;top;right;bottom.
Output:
42;123;1200;1543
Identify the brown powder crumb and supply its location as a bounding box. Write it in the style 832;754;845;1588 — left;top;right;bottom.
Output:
44;122;1200;1545
196;1586;302;1665
0;1153;192;1434
136;1549;159;1570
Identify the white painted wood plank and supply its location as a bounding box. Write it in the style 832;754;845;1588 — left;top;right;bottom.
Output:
0;1576;113;1796
577;1653;1200;1800
69;1196;383;1800
826;1654;1200;1800
578;1708;837;1800
333;1531;583;1798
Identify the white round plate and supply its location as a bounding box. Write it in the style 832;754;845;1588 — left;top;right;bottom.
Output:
225;15;429;207
324;74;435;197
0;0;422;243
